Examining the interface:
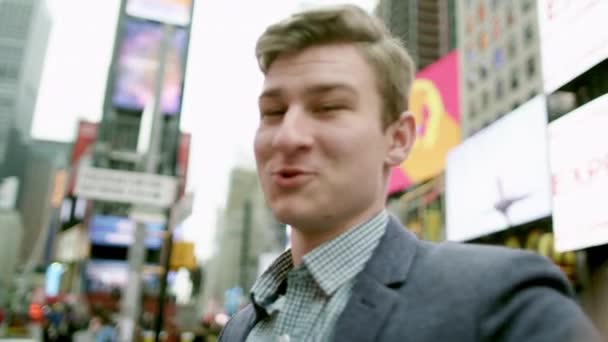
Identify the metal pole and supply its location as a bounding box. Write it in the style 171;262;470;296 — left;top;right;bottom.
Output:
239;199;252;290
119;22;173;342
154;210;174;342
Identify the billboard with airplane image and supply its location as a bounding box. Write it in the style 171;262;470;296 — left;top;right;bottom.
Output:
445;96;552;241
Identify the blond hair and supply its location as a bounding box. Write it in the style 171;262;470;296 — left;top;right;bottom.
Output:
255;4;416;128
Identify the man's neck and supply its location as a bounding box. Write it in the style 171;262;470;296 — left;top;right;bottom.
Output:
290;207;385;267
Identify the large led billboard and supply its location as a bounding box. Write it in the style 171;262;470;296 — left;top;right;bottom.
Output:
550;94;608;251
112;18;188;115
388;51;461;194
446;96;552;241
88;215;164;249
537;0;608;92
84;260;170;294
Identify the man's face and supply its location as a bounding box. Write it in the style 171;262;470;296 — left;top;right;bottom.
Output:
254;43;410;232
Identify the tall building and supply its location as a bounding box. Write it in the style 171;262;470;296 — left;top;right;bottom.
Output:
375;0;457;69
17;140;70;263
202;167;285;312
0;0;51;165
14;0;52;141
457;0;543;137
0;208;23;305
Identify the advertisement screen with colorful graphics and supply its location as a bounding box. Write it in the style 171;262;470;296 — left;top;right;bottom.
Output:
388;51;461;194
127;0;192;26
88;215;164;249
84;260;172;294
550;94;608;252
537;0;608;92
446;96;552;242
112;18;188;115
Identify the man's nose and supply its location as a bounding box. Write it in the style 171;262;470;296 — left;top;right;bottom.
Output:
271;106;313;153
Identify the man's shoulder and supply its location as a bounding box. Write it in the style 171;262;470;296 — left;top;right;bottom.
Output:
418;239;562;277
407;239;573;299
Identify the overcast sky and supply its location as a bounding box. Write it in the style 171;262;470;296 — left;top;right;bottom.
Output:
32;0;378;261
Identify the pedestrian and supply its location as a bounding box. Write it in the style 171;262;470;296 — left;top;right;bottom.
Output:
89;311;117;342
218;4;601;342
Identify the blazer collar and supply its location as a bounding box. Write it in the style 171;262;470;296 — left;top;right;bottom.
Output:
248;215;419;341
333;215;419;342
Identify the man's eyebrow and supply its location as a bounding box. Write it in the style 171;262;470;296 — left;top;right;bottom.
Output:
258;83;357;101
259;88;282;101
303;83;357;96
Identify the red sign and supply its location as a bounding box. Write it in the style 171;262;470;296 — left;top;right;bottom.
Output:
68;121;98;194
177;132;191;198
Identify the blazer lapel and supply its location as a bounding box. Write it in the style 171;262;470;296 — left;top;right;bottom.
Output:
333;216;419;342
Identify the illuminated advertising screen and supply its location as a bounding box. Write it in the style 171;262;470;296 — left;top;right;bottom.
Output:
112;18;188;115
537;0;608;92
549;94;608;251
446;96;552;241
84;260;172;294
388;51;461;194
88;215;164;249
127;0;192;26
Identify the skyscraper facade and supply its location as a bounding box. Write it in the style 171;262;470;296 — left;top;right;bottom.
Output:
457;0;543;136
375;0;457;70
0;0;36;164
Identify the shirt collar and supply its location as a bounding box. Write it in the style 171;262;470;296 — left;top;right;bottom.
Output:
250;248;292;308
250;210;388;308
302;210;388;295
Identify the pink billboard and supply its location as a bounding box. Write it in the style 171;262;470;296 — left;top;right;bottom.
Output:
388;51;461;195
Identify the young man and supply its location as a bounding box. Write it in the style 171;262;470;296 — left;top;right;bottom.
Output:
219;5;601;342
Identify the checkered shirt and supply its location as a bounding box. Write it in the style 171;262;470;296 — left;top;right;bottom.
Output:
246;211;388;342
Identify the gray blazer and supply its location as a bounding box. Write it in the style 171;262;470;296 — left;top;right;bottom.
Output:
219;216;601;341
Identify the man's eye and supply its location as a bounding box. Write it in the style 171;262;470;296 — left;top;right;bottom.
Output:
261;109;285;117
318;104;345;112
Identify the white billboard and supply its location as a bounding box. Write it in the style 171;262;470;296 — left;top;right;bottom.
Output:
550;94;608;251
538;0;608;93
74;166;177;208
446;96;552;241
126;0;192;26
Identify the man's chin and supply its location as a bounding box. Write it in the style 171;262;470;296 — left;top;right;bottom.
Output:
272;205;316;228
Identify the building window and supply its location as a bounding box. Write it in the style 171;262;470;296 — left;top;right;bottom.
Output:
508;37;517;59
469;101;478;119
479;64;488;80
0;97;13;109
479;31;489;51
482;90;490;109
495;79;505;100
493;48;505;69
526;56;536;78
0;64;19;80
524;23;534;45
510;69;519;90
506;6;515;27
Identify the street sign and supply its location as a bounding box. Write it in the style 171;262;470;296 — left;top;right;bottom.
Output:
130;205;167;224
74;166;177;208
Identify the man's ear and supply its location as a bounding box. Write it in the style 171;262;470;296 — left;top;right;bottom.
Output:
385;111;416;167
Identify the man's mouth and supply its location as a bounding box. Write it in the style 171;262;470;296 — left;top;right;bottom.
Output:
271;168;314;187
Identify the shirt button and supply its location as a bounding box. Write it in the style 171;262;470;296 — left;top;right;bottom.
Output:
278;334;290;342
